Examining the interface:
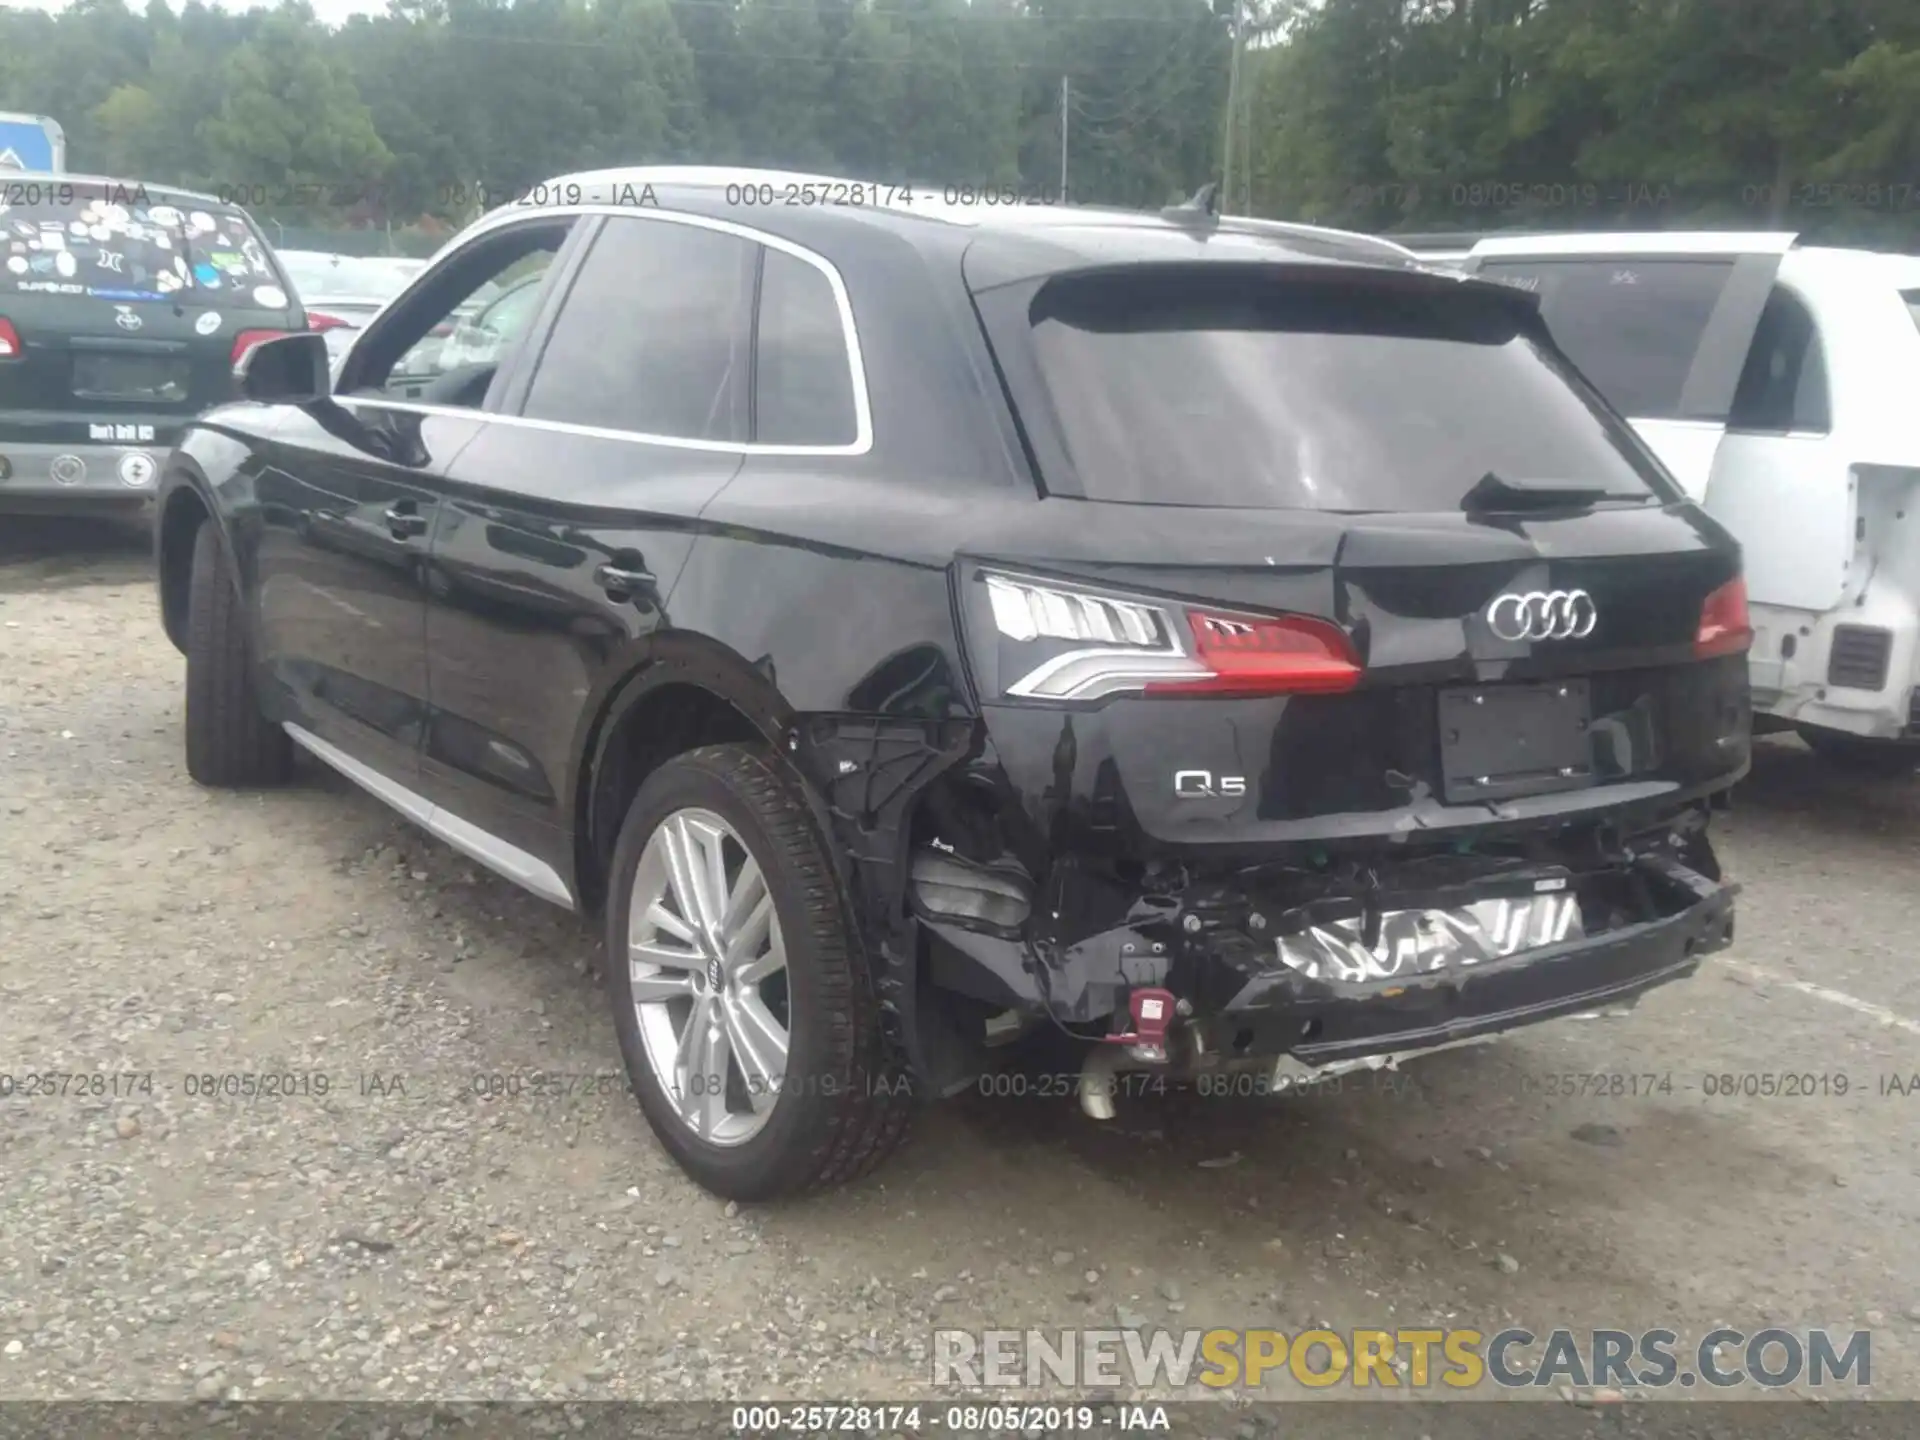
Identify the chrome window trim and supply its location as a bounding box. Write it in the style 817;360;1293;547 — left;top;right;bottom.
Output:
343;203;874;458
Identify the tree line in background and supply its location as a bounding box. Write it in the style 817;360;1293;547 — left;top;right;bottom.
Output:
1;0;1917;249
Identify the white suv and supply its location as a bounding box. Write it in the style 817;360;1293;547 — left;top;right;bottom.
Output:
1459;232;1920;771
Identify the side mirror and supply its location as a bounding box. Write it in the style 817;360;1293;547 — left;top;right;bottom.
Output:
236;331;332;406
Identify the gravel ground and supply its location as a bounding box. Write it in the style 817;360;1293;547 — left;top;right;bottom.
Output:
2;515;1918;1418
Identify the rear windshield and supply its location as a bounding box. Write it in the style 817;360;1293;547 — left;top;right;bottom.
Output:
1473;258;1734;419
0;182;288;308
1026;270;1672;512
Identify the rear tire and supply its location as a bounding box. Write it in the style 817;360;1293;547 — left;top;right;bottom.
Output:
1797;725;1920;776
605;743;912;1200
184;521;293;787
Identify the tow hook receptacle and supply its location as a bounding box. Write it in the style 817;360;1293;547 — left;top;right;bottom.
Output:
1101;986;1176;1056
1080;987;1177;1120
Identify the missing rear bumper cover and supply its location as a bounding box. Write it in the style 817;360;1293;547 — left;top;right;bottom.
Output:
918;840;1736;1072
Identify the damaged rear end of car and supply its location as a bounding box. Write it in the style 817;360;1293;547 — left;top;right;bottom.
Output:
854;241;1752;1112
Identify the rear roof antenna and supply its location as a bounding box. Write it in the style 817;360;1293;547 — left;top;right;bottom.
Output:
1160;182;1220;229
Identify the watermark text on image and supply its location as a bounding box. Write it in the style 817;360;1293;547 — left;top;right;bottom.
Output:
1346;178;1920;215
7;1066;1916;1104
933;1326;1872;1393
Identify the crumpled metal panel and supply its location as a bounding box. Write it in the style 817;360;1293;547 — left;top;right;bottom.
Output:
1273;893;1584;984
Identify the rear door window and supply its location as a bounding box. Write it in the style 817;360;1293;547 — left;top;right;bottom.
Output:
1021;268;1672;512
1;182;288;309
1904;290;1920;335
1474;258;1735;420
520;216;752;441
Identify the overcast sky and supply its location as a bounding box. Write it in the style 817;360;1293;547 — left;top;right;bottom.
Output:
2;0;386;23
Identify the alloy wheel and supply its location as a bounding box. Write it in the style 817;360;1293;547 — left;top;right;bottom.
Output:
626;807;791;1145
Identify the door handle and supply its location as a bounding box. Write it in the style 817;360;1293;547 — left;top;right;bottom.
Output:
595;562;656;599
384;504;428;540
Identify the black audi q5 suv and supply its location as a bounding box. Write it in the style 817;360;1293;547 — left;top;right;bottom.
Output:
154;167;1751;1199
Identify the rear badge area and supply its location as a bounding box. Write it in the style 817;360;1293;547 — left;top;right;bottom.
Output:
1272;889;1583;983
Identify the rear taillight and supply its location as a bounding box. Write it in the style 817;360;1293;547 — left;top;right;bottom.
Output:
981;571;1363;703
307;311;352;333
230;329;285;366
1695;576;1753;659
0;317;20;359
1145;610;1363;697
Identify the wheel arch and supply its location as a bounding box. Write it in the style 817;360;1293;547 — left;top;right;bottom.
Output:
156;421;275;654
157;480;216;654
573;634;828;917
573;631;985;1094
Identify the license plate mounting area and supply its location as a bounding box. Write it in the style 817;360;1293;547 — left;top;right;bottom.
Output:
1438;679;1594;804
69;354;189;404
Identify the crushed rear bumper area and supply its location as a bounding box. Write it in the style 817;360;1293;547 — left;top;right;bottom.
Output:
1221;855;1732;1065
916;841;1735;1077
786;714;1737;1098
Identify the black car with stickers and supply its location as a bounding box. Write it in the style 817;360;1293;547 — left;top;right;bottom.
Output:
153;168;1751;1200
0;174;300;514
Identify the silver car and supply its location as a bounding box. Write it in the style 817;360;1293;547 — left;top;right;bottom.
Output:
277;250;426;362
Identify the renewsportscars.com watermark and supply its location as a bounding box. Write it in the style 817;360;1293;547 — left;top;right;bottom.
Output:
933;1327;1871;1392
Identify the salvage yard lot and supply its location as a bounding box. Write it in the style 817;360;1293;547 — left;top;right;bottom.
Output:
2;517;1918;1409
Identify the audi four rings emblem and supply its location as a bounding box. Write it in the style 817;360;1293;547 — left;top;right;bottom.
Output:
1486;589;1598;642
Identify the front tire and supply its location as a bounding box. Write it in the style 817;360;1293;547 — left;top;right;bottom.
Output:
605;743;912;1200
184;521;293;788
1797;725;1920;776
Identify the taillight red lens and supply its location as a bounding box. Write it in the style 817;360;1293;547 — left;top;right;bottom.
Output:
1695;576;1753;659
230;329;285;366
1146;610;1363;696
0;317;21;359
306;311;351;333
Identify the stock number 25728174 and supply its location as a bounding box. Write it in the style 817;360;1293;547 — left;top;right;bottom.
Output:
975;1071;1168;1100
733;1405;922;1434
724;181;916;208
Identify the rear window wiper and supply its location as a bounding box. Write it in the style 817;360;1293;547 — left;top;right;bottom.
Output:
1460;472;1647;512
